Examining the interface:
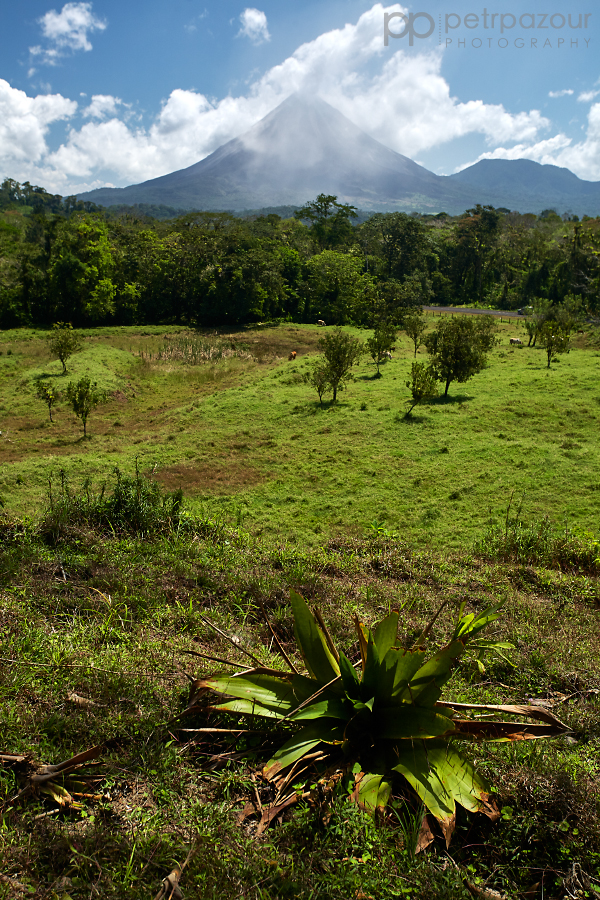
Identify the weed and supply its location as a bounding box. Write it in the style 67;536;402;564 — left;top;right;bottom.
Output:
475;510;600;573
41;463;187;540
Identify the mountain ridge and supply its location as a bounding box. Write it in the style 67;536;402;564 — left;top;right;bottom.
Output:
78;94;600;216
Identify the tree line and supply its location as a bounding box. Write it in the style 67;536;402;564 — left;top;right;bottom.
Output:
1;182;598;330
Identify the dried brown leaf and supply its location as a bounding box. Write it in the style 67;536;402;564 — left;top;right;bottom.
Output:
66;692;99;710
255;794;299;836
452;719;568;741
466;882;507;900
415;814;435;854
436;701;569;729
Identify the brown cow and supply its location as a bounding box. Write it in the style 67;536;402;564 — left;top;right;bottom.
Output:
288;351;297;361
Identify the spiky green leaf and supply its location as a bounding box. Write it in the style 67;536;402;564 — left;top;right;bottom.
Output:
201;672;296;717
212;699;286;719
351;772;393;813
372;610;399;659
290;591;340;684
377;706;455;740
392;740;494;827
263;720;345;780
453;605;501;641
392;741;454;825
361;633;381;700
290;697;353;721
400;641;464;707
338;652;360;698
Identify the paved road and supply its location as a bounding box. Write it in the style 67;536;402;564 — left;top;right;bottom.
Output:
423;306;522;319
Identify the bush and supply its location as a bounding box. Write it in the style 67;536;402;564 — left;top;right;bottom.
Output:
318;328;363;402
65;376;106;437
47;322;82;374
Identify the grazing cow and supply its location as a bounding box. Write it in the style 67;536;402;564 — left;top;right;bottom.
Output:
317;319;326;326
288;350;297;361
509;338;523;346
383;350;393;360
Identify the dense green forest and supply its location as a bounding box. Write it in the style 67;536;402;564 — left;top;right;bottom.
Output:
0;178;598;329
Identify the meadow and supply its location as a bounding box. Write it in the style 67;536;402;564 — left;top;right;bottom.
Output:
1;316;599;899
1;316;599;548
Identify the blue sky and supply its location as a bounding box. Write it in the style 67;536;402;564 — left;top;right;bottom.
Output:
1;0;599;194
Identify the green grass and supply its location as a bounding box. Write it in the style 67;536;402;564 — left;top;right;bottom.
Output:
1;319;599;898
0;520;599;897
1;320;599;548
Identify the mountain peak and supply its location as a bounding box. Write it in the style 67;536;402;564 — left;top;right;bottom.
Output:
77;95;600;215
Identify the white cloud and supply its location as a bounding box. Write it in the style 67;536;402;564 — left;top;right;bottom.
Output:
29;2;106;66
0;79;76;179
185;8;208;32
238;8;270;44
82;95;123;119
578;90;600;103
9;3;600;193
548;89;574;98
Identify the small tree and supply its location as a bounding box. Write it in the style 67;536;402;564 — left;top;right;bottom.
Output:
402;310;427;357
318;328;363;402
35;380;61;422
555;294;585;334
404;362;438;418
47;322;82;374
424;315;497;397
365;321;397;376
538;321;570;368
303;361;332;405
523;298;551;347
65;376;106;438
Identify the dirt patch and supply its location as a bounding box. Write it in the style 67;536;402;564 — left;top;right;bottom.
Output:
154;460;266;495
225;326;322;362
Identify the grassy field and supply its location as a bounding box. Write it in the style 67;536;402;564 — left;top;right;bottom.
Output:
1;318;599;547
1;318;599;899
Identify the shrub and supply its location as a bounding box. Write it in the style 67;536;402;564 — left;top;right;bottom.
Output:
65;376;106;437
404;361;438;418
424;315;498;397
318;329;363;402
303;361;332;405
537;321;570;368
365;322;397;376
402;310;427;358
199;593;567;845
47;322;82;375
34;379;61;422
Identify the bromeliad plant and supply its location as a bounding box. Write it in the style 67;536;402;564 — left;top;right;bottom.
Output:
199;592;568;843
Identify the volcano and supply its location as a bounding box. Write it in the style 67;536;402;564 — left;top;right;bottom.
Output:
77;94;468;212
78;94;600;216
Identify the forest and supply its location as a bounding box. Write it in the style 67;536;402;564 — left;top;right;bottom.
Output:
0;178;599;329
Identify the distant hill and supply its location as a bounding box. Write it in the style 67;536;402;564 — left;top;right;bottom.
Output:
449;158;600;216
78;94;600;216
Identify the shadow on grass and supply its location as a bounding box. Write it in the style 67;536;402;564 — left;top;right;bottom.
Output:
430;393;474;405
398;413;428;424
51;435;89;447
31;371;66;381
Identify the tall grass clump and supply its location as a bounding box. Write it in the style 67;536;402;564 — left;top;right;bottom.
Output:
475;506;600;573
156;335;254;365
42;463;186;539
